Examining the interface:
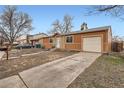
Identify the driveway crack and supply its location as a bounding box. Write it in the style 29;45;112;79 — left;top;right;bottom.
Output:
17;73;29;88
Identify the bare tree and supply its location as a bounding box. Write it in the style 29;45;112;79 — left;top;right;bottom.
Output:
86;5;124;20
49;14;73;34
112;36;124;42
50;20;63;34
63;15;73;33
0;6;33;45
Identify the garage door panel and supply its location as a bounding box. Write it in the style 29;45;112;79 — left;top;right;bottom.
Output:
83;37;101;52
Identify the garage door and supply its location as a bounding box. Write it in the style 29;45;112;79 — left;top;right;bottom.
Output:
83;36;102;52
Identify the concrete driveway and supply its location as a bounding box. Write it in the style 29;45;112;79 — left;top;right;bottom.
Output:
0;52;101;88
20;52;101;88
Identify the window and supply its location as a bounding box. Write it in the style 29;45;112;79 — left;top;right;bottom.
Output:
66;36;73;43
49;38;53;43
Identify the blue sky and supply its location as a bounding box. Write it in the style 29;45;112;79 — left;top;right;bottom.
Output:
0;5;124;37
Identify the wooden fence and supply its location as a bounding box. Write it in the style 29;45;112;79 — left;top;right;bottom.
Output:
112;41;123;52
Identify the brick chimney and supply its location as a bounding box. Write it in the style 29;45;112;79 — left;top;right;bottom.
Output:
81;22;88;31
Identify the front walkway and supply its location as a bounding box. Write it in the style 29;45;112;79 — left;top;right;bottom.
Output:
0;52;101;88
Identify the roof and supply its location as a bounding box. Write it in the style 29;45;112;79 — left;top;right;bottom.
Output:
28;33;48;37
61;26;111;36
28;32;48;40
43;26;111;38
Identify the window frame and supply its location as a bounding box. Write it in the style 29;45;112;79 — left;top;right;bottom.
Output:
65;36;73;43
49;38;53;43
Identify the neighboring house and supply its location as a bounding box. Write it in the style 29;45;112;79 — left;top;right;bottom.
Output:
16;33;48;45
16;35;28;45
28;33;48;46
40;24;112;53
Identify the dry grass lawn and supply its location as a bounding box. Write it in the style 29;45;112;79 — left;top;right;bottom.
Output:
68;52;124;88
0;49;78;79
3;48;45;58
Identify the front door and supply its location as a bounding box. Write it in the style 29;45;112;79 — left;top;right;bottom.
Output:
56;38;60;48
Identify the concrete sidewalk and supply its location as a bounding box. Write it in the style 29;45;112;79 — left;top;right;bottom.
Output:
0;75;26;88
0;52;101;88
0;51;5;60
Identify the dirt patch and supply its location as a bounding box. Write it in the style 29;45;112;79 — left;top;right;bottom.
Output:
0;49;78;79
68;52;124;88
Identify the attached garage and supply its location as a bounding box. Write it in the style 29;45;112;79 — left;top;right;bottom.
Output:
82;36;102;52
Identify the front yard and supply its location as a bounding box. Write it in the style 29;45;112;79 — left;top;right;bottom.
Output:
3;48;46;58
0;48;78;79
68;52;124;88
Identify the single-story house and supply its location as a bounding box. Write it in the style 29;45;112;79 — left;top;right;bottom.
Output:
40;24;112;53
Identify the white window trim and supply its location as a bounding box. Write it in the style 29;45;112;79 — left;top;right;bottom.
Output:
65;35;74;44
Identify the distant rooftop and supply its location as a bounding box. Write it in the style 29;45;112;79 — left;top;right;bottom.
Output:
28;33;48;36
